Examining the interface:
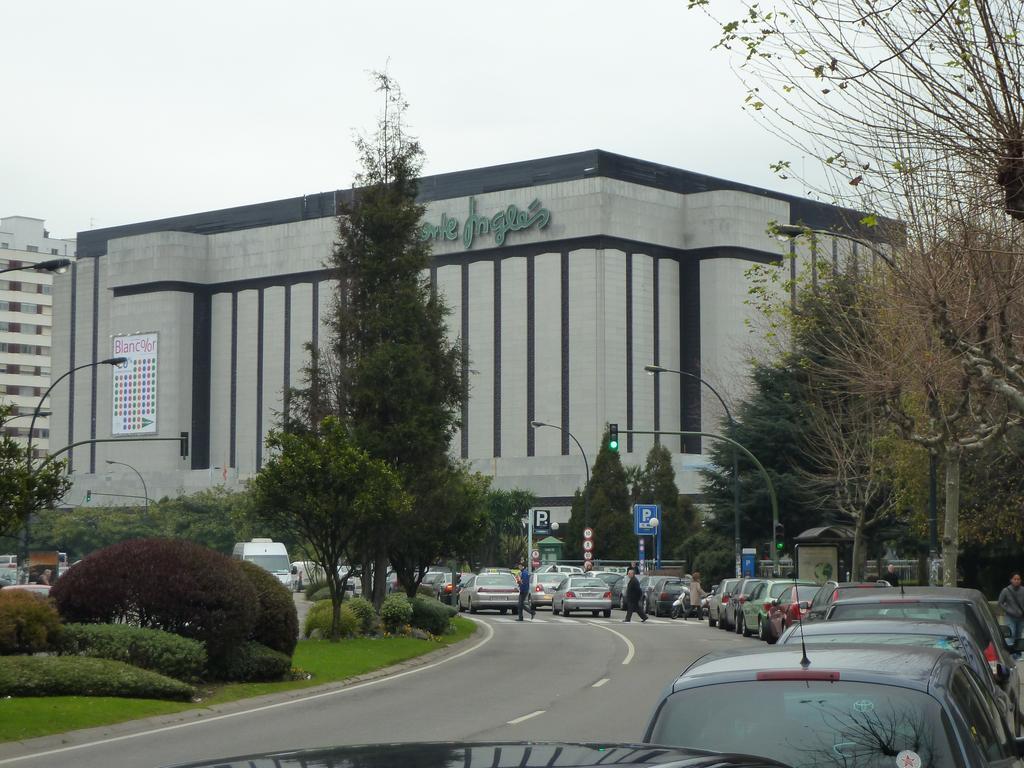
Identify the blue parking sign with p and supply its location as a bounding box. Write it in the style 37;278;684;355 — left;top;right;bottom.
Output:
634;504;659;535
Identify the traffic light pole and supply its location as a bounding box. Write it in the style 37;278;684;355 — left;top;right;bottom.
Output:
624;428;781;576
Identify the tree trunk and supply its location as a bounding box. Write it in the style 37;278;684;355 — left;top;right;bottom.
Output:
851;514;868;582
941;449;961;587
361;554;372;598
330;580;342;642
372;550;388;610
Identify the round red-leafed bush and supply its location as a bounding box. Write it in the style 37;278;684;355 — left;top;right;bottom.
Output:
235;560;298;657
50;538;258;678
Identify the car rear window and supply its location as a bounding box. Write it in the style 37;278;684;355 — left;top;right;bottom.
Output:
827;602;988;648
796;585;819;600
476;575;516;587
571;578;607;589
648;680;957;768
537;574;564;586
769;583;794;598
787;633;964;654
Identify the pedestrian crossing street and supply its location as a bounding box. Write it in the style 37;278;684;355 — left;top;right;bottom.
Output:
489;614;704;626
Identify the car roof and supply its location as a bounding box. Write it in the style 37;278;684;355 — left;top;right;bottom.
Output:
785;619;968;638
831;591;983;606
674;645;950;693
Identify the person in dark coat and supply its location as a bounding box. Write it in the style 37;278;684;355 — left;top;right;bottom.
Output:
517;562;535;621
623;568;648;623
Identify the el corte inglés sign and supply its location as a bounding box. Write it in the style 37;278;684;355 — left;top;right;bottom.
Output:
420;196;551;249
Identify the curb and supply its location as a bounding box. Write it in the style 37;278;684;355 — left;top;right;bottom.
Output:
0;623;481;761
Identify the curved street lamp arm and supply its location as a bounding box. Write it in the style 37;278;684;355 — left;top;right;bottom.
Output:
106;459;150;511
644;364;734;424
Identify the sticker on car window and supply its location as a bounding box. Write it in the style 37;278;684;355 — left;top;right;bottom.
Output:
853;699;875;714
896;750;922;768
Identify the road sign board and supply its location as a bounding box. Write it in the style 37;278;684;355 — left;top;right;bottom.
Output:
633;504;659;535
530;549;540;560
582;540;594;552
583;527;594;540
533;509;551;536
583;552;593;561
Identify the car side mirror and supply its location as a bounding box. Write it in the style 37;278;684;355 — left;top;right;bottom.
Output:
1016;736;1024;758
291;566;298;575
1002;625;1012;638
798;601;811;610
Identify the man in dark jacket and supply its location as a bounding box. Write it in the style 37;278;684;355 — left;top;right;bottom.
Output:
517;562;535;621
623;568;647;623
998;572;1024;658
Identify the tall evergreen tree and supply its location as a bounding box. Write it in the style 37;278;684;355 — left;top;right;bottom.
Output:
566;428;633;561
288;73;464;606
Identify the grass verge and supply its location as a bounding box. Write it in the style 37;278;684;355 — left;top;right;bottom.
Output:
0;617;476;743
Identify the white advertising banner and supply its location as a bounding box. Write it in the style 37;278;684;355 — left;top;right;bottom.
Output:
111;333;158;435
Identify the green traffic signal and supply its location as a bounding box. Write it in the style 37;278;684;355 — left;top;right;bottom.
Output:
608;423;619;451
776;540;784;551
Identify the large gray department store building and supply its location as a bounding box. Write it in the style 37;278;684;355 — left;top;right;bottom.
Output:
50;150;868;521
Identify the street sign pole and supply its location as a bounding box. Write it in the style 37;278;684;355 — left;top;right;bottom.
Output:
528;509;534;573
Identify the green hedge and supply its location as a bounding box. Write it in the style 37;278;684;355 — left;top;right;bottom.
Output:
411;597;456;636
0;590;62;655
380;593;412;634
218;641;292;682
56;623;206;682
345;597;377;634
0;656;194;700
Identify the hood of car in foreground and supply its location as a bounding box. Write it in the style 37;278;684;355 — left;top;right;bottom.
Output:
162;741;793;768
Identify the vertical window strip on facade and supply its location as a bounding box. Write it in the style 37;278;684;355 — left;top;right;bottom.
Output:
255;288;265;469
230;292;238;469
560;251;569;456
652;256;661;440
89;258;100;473
460;263;469;460
492;254;501;458
625;252;634;454
526;254;535;457
66;261;78;472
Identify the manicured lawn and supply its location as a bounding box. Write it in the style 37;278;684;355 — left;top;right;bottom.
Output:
0;617;476;743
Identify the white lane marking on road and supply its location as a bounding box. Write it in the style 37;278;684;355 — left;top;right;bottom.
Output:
507;710;546;725
592;678;610;688
0;618;496;765
585;620;635;665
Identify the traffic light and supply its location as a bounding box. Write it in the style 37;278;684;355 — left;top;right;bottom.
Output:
85;489;92;503
608;423;619;452
774;522;785;550
180;431;190;459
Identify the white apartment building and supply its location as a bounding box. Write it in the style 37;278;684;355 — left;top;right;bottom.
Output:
0;216;75;458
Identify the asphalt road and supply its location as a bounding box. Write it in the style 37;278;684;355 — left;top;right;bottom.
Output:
0;610;757;768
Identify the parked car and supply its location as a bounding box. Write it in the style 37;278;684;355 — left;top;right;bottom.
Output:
765;581;820;641
435;572;474;605
739;578;818;641
550;575;612;618
642;576;688;617
526;573;569;610
803;579;891;621
0;569;18;587
0;554;17;573
419;571;446;595
706;578;739;628
777;618;1019;736
0;583;50;596
457;573;519;614
643;645;1024;767
824;586;1024;732
535;564;583;575
722;578;764;632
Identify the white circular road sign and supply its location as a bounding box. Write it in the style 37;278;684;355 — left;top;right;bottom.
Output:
530;549;540;560
582;539;594;552
583;551;593;561
583;527;594;540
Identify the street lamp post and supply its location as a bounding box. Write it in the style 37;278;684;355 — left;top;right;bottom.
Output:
19;356;127;582
645;364;742;577
105;459;150;513
0;258;72;278
530;421;590;561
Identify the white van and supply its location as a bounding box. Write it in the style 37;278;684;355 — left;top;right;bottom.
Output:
232;539;297;590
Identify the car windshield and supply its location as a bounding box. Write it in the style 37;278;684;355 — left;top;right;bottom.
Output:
787;633;965;654
570;578;607;588
422;572;444;584
537;575;564;586
476;575;515;587
595;573;621;585
796;585;819;600
828;602;988;648
244;555;291;572
649;680;957;768
770;582;796;598
0;570;16;586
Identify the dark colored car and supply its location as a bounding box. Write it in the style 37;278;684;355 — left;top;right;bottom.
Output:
163;741;794;768
644;645;1024;767
825;587;1024;733
766;582;821;642
722;578;764;633
803;580;891;622
642;576;688;617
434;572;474;605
777;618;1018;736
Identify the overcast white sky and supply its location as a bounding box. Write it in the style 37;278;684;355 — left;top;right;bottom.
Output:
3;0;803;240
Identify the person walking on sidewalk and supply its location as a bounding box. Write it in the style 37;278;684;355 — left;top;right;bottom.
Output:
517;561;535;621
685;571;707;621
623;568;648;623
998;572;1024;659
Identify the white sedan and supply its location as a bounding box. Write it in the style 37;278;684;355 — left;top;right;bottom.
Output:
551;575;612;618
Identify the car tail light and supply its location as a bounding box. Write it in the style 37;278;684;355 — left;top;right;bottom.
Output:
830;589;838;602
565;591;577;599
722;595;730;603
764;602;773;612
535;585;544;592
445;584;453;593
738;595;748;604
660;592;669;600
757;670;840;682
603;591;611;599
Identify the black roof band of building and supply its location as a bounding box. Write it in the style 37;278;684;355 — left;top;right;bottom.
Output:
77;149;883;259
